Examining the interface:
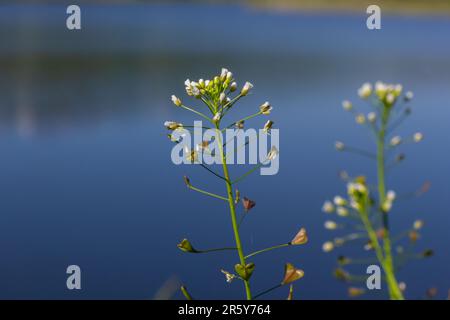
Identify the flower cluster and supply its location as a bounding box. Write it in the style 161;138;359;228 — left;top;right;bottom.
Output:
323;82;431;300
165;68;306;300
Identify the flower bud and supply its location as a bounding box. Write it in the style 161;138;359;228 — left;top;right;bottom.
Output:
267;146;278;161
390;136;402;147
322;200;335;213
183;176;191;188
324;220;338;230
263;120;274;133
413;132;423;143
404;91;414;101
355;113;366;124
322;241;335;252
171;95;182;107
164;121;183;130
335;141;345;151
367;112;377;123
212;112;221;123
219;93;226;104
337;207;349;217
348;287;365;297
177;238;197;253
241;81;253;96
235;120;245;129
234;189;240;204
259;101;272;115
342;100;352;111
333;196;347;206
230;82;237;92
413;219;424;230
358;82;372;99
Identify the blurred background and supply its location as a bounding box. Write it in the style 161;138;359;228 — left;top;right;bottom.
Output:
0;1;449;299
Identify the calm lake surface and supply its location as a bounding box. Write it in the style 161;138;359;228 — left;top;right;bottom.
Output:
0;4;449;299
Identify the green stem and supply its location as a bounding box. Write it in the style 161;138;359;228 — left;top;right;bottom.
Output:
376;108;404;300
196;247;237;253
180;286;193;300
245;243;290;259
180;104;212;123
188;185;228;201
253;284;282;300
231;162;265;185
215;124;252;300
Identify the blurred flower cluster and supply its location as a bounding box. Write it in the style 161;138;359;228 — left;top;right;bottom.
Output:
322;82;432;299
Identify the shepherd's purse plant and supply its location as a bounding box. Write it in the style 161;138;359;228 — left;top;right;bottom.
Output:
164;68;307;300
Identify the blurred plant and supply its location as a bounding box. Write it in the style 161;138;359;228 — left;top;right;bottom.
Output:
165;68;307;300
322;82;432;300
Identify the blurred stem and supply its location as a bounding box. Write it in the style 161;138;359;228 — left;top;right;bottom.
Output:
244;243;289;259
232;162;265;185
215;124;252;300
376;107;404;300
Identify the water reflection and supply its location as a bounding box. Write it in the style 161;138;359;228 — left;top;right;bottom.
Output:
0;4;449;299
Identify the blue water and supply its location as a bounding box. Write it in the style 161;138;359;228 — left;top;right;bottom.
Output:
0;4;449;299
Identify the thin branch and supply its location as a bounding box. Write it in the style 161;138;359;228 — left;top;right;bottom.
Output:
187;184;228;201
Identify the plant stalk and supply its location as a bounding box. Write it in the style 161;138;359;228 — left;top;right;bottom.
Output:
376;108;404;300
215;124;252;300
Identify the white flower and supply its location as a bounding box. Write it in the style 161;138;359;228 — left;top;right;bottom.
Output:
358;82;372;99
386;93;396;104
394;84;403;96
226;71;233;82
413;220;424;230
263;120;273;133
324;220;338;230
322;201;335;213
259;101;272;115
241;81;253;96
413;132;423;143
367;112;377;123
382;199;393;212
230;82;237;92
335;141;345;151
322;241;335;253
375;81;387;99
171;95;182;107
212;112;221;123
221;269;235;283
390;136;402;147
267;146;278;161
355;113;366;124
220;68;229;80
337;206;349;217
219;92;226;104
386;190;396;202
333;196;347;206
164;121;183;130
184;79;200;97
405;91;414;101
342;100;352;111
